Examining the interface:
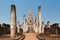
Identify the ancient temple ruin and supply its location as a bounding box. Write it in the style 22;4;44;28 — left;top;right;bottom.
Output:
22;6;45;34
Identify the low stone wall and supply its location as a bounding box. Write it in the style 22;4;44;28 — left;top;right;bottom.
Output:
12;35;25;40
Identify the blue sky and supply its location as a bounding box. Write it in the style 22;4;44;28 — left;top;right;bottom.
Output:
0;0;60;25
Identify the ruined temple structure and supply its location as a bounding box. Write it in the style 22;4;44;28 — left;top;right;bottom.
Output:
22;6;45;34
44;23;60;35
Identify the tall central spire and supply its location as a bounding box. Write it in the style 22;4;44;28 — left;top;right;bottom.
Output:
28;9;33;20
27;9;34;33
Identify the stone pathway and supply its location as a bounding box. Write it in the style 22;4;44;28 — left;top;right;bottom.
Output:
24;33;39;40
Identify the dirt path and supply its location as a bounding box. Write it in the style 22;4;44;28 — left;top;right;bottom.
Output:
24;33;39;40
